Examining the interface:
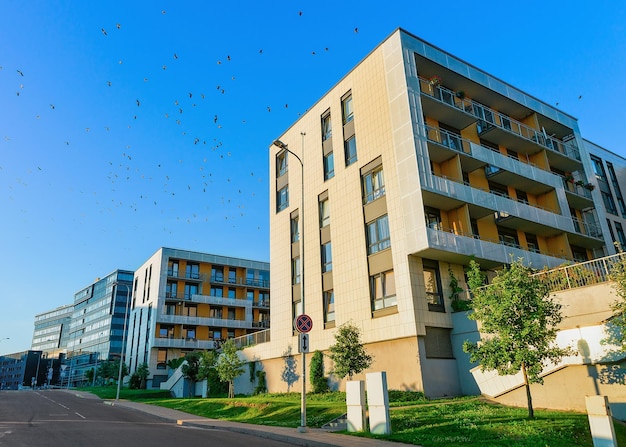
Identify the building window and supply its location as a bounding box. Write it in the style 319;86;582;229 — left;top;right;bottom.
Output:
342;93;353;124
212;266;224;282
324;152;334;180
525;233;540;253
228;270;236;284
319;198;330;228
607;219;616;243
366;215;391;254
291;214;300;242
183;326;196;340
363;166;385;203
277;185;289;212
168;260;179;277
425;207;442;231
607;162;626;216
157;349;167;369
324;290;335;323
159;325;174;338
321;242;333;273
616;222;626;249
276;150;288;177
344;136;357;166
210;307;223;319
165;281;178;299
227;288;236;299
184;283;198;300
210;286;223;297
591;155;608;181
247;291;254;301
164;303;176;315
321;112;332;141
371;270;396;311
498;227;519;248
602;191;618;215
227;308;236;320
212;329;222;340
424;327;454;358
227;329;235;339
185;263;199;280
423;260;444;311
292;257;301;285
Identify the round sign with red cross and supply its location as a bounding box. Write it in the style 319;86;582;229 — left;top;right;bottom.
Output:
294;314;313;333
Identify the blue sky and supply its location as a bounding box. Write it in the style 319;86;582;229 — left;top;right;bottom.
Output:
1;0;625;354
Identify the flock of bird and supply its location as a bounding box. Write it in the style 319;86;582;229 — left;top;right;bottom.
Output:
2;8;353;237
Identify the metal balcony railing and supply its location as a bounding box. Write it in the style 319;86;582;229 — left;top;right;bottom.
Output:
418;77;580;162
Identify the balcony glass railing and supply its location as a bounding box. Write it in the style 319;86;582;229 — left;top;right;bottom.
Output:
418;77;580;162
425;125;472;155
571;217;602;239
561;176;593;200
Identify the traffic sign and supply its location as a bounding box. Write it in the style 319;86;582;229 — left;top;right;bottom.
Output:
294;314;313;333
299;333;309;353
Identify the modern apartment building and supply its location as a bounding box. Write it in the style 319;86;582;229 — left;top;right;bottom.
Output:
31;303;73;357
126;247;270;388
242;28;616;397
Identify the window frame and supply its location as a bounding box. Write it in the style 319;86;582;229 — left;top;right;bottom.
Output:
362;166;385;204
366;215;391;255
344;135;357;166
370;270;397;311
277;185;289;212
342;94;353;125
321;112;332;141
319;198;330;228
321;242;333;273
324;290;335;323
323;151;335;180
276;150;288;177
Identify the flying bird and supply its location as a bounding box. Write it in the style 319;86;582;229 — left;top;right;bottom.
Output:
101;28;107;36
174;53;178;59
16;69;24;76
116;23;121;29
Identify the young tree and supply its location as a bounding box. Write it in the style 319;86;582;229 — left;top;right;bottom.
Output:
310;350;329;393
181;351;202;397
135;362;149;389
215;339;246;398
608;252;626;351
328;322;373;380
462;258;570;419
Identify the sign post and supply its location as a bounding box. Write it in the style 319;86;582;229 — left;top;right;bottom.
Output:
294;314;312;432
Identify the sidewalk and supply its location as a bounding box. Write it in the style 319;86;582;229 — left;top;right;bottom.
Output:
106;399;419;447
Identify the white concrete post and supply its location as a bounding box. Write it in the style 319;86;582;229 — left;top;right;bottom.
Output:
346;380;366;432
586;395;617;447
366;371;391;435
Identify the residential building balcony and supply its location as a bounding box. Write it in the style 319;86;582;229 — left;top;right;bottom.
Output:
157;314;256;329
166;269;205;282
152;337;217;350
424;126;564;195
561;176;594;209
417;77;581;171
421;170;574;234
424;226;567;269
209;275;270;289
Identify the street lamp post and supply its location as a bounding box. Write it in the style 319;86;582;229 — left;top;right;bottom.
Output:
273;134;307;432
115;283;131;401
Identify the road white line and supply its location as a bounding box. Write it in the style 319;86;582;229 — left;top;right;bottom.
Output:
75;412;86;419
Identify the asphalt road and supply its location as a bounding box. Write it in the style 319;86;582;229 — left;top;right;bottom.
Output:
0;389;292;447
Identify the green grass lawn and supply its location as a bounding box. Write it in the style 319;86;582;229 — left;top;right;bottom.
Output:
80;387;626;446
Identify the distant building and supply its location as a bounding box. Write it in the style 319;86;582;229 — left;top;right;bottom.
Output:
126;247;270;388
64;269;134;387
0;350;46;390
31;303;73;357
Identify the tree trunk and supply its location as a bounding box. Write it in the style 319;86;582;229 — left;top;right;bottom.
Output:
521;363;534;419
228;380;234;399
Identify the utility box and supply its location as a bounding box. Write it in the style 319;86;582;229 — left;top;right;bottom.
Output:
366;371;391;435
346;380;366;432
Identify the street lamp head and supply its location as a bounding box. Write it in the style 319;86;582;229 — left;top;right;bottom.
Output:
272;139;287;150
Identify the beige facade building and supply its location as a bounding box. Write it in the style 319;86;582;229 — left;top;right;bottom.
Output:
241;28;617;397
